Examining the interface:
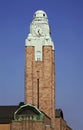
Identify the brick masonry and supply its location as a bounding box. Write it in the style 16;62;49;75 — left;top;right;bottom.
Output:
25;46;55;128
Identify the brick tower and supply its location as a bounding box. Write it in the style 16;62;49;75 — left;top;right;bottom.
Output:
25;10;55;128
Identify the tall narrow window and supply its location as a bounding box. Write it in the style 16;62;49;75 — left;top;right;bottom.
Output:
37;79;39;108
36;51;41;61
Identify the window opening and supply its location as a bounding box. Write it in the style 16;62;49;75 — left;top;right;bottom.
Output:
37;79;39;108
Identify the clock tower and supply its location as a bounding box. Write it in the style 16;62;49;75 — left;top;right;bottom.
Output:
25;10;55;128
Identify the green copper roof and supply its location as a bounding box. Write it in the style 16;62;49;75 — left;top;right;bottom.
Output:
13;104;45;122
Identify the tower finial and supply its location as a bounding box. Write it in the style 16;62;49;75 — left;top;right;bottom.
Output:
33;10;48;19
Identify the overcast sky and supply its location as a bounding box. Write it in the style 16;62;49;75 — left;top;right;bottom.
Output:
0;0;83;130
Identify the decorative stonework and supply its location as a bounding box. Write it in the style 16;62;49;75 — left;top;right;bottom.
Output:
25;10;54;61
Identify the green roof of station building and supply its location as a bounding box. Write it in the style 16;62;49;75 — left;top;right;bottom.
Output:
14;104;45;122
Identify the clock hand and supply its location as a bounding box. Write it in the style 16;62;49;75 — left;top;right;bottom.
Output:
38;30;41;35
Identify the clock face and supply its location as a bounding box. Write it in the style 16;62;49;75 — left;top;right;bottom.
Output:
36;27;42;36
33;25;43;36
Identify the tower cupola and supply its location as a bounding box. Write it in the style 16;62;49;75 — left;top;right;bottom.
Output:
33;10;48;21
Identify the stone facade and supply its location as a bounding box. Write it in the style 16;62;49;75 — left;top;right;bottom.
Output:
11;120;51;130
55;118;72;130
25;46;55;128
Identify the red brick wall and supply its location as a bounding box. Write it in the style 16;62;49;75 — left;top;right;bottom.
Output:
25;46;55;128
55;118;61;130
11;120;46;130
25;46;34;104
55;118;72;130
10;122;20;130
